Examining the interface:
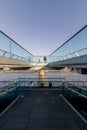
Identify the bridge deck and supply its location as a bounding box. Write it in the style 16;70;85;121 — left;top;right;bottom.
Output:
0;90;86;130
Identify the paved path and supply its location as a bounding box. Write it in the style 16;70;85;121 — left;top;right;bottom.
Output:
0;90;86;130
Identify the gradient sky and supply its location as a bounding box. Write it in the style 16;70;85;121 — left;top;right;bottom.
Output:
0;0;87;55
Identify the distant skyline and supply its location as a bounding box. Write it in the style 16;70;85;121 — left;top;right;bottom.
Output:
0;0;87;55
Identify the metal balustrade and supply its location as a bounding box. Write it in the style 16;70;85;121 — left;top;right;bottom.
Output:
62;81;87;121
16;78;65;88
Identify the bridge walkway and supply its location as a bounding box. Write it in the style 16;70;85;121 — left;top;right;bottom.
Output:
0;90;86;130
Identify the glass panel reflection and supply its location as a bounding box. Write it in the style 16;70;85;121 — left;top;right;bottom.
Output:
0;31;33;62
49;26;87;62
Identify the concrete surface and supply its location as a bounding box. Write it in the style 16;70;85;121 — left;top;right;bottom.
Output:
0;90;87;130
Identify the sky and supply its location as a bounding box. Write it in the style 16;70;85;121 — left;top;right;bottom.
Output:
0;0;87;56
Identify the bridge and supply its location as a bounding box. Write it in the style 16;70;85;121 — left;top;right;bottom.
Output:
1;25;87;72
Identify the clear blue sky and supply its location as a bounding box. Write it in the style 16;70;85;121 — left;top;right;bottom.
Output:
0;0;87;55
